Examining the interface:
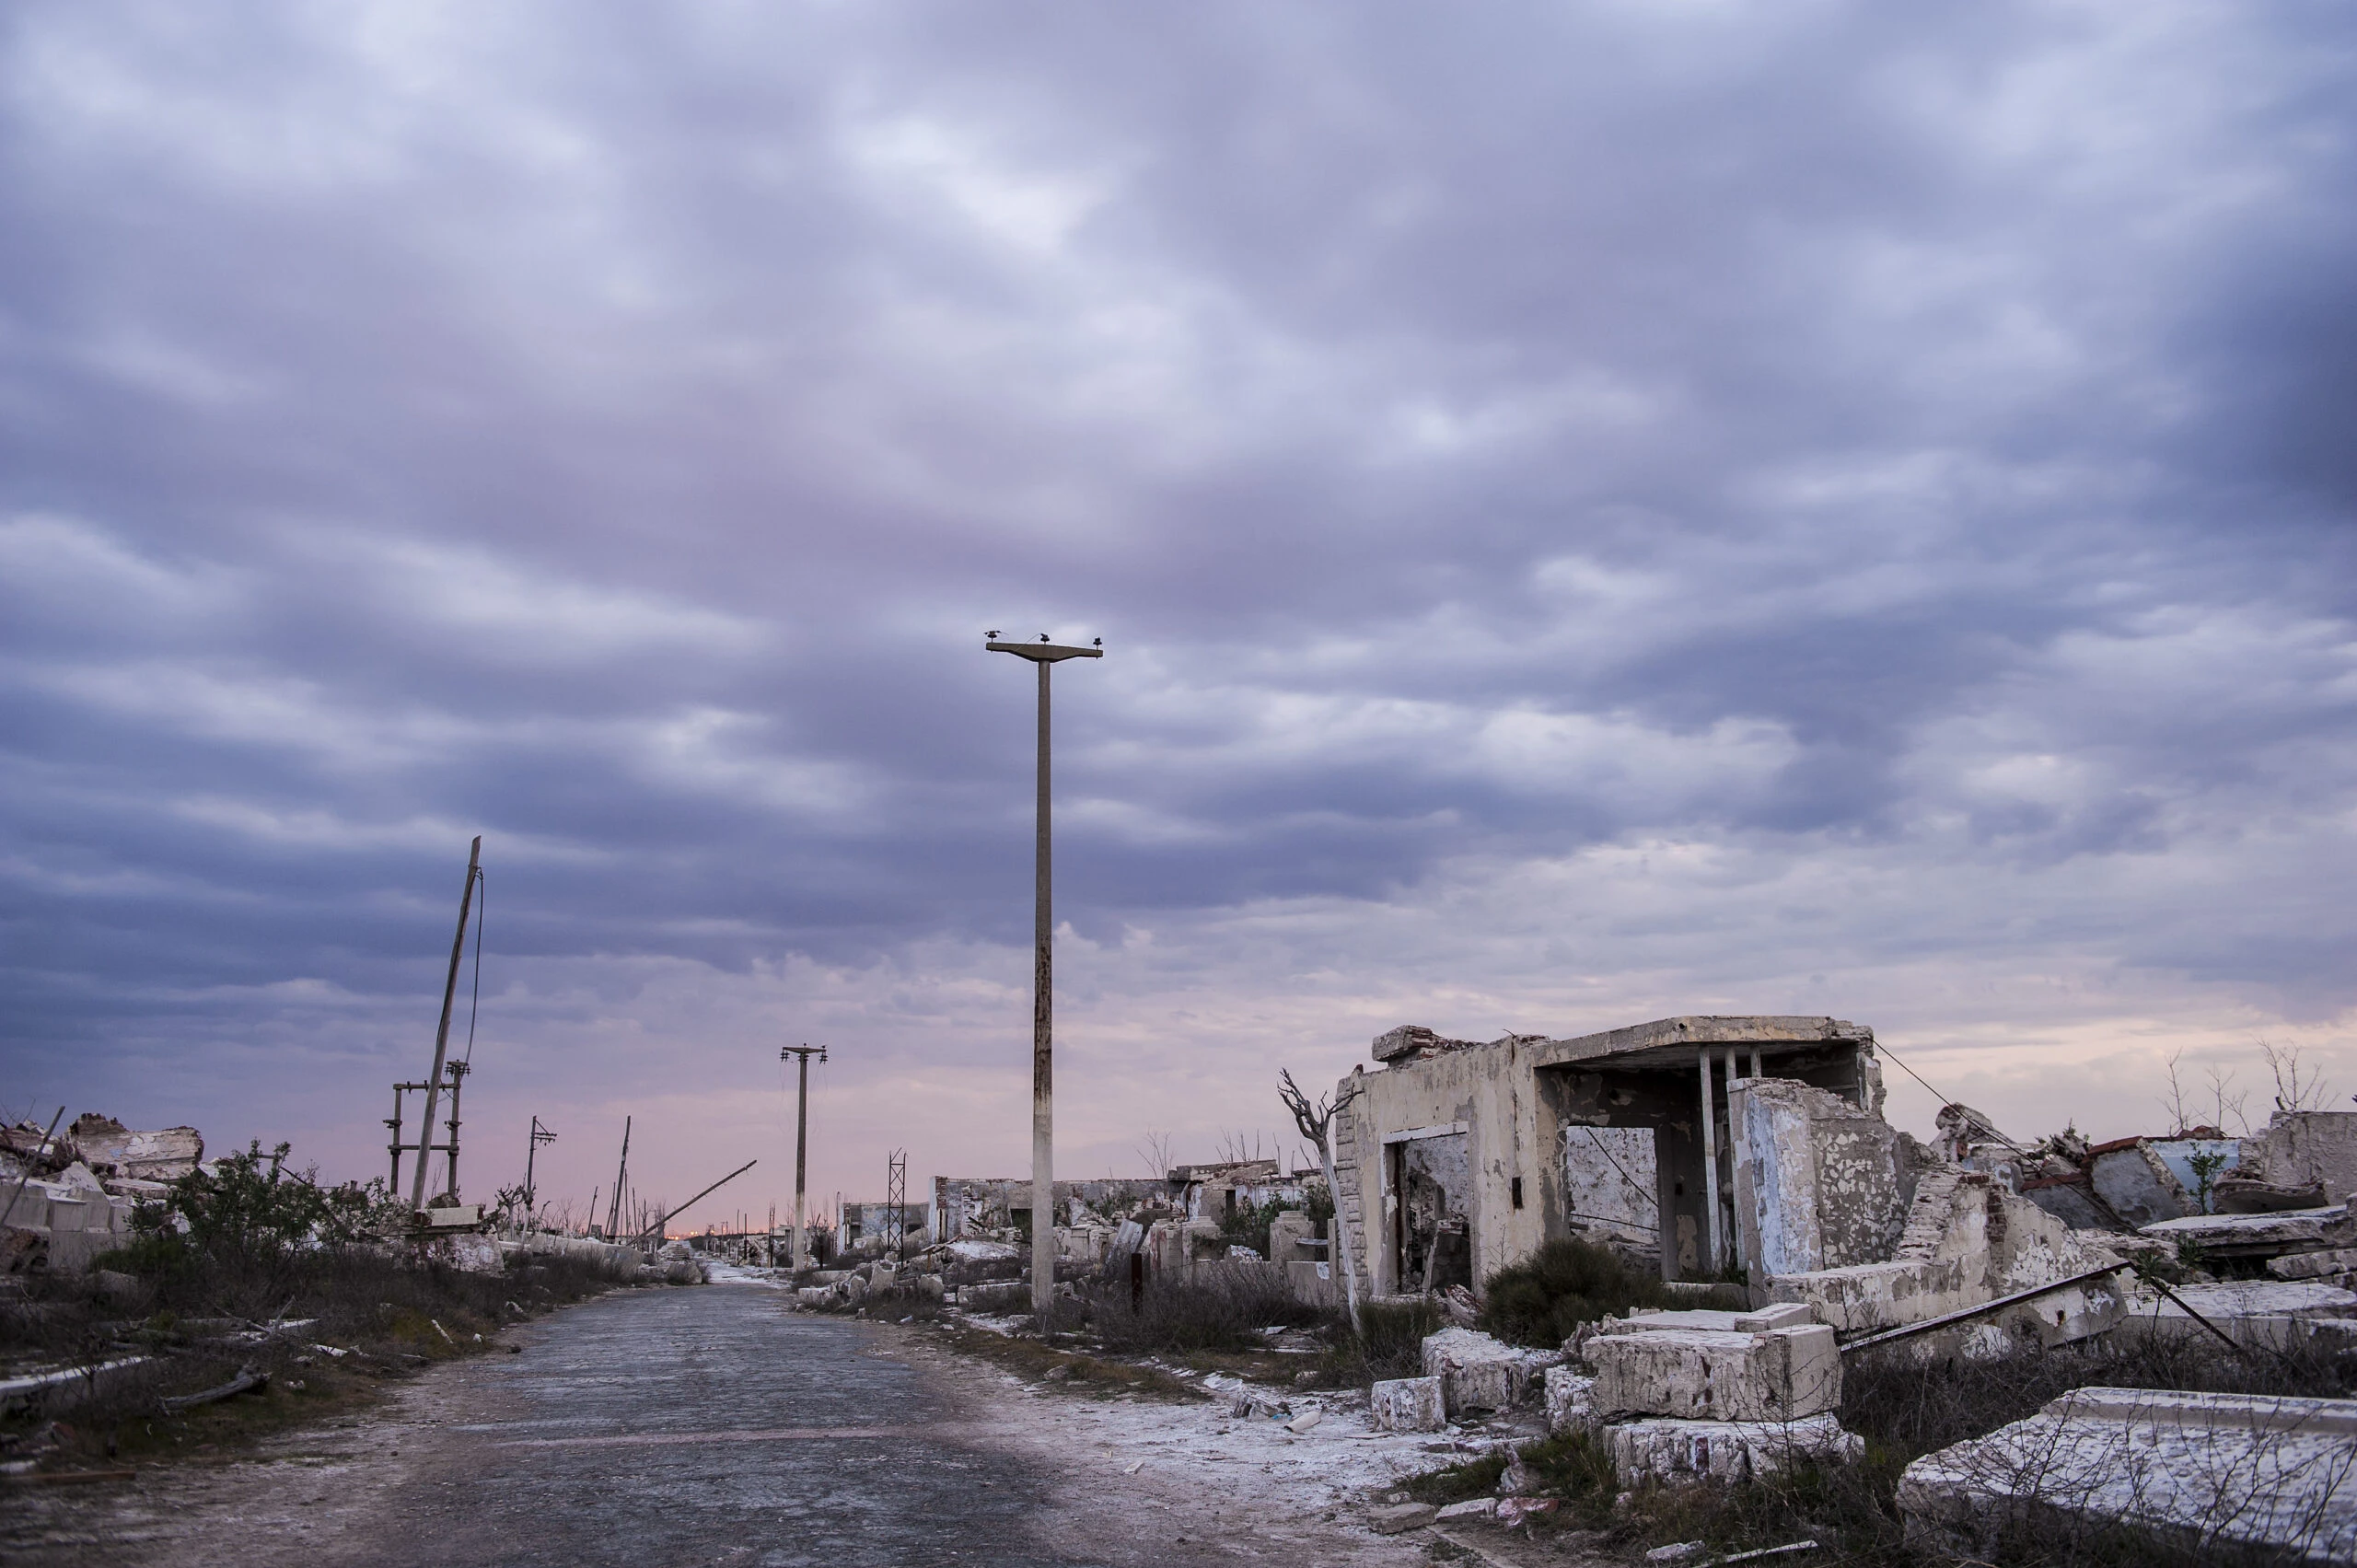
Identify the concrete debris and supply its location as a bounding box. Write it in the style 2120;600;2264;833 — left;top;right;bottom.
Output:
1544;1364;1596;1433
1496;1496;1556;1527
1610;1411;1864;1486
2268;1247;2357;1283
1587;1314;1840;1422
1421;1326;1560;1415
1368;1375;1447;1433
1434;1497;1496;1521
1366;1501;1438;1534
1644;1543;1707;1564
2140;1201;2356;1262
62;1115;203;1182
1898;1386;2357;1562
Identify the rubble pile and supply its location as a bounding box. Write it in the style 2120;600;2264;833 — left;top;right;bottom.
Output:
0;1113;201;1275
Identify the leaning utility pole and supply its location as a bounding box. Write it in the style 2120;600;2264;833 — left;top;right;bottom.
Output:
605;1116;632;1239
523;1117;556;1227
986;632;1102;1324
782;1043;827;1270
409;836;482;1212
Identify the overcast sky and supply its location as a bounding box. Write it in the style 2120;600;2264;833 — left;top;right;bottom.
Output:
4;3;2352;1225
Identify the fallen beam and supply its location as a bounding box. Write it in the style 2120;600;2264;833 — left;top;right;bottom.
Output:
1838;1264;2126;1354
159;1363;267;1412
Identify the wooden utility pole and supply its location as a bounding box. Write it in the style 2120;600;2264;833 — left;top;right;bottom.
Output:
606;1116;631;1239
781;1045;826;1269
523;1117;556;1227
986;633;1102;1325
409;836;482;1213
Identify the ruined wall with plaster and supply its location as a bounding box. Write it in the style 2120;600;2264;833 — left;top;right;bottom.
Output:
2263;1111;2357;1203
1561;1123;1658;1256
1732;1077;1922;1279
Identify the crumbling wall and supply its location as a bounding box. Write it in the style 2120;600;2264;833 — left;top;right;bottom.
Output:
2262;1111;2357;1204
1731;1078;1920;1278
1773;1167;2126;1347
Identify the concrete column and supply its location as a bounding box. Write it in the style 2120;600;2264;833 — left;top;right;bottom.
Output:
1749;1049;1762;1078
1723;1047;1743;1272
1698;1051;1721;1278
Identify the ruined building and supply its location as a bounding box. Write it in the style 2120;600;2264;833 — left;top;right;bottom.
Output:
1329;1015;2137;1351
1331;1016;1893;1295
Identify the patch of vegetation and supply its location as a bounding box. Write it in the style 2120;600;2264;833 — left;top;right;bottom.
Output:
1478;1237;1743;1347
929;1324;1207;1403
1306;1295;1446;1386
1399;1448;1506;1504
0;1143;640;1476
1082;1262;1333;1355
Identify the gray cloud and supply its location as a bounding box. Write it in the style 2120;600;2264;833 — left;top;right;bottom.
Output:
3;2;2353;1202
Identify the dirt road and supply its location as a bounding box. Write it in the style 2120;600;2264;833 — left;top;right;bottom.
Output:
1;1280;1450;1567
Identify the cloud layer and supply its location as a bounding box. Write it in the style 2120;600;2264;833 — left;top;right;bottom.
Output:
4;2;2353;1214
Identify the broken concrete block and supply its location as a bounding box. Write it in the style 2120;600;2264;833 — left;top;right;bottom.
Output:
1421;1326;1543;1414
1731;1076;1916;1276
1608;1411;1863;1486
1369;1375;1447;1433
1588;1323;1840;1421
1366;1502;1437;1535
1544;1364;1595;1433
1898;1386;2357;1562
65;1116;203;1182
1434;1498;1496;1522
2268;1248;2357;1282
1768;1257;1969;1333
1731;1302;1816;1331
2260;1109;2357;1205
2141;1204;2357;1261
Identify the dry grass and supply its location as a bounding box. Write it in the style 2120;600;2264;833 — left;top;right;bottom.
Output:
0;1244;637;1475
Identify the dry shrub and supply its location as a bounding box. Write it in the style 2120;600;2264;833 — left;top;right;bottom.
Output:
1084;1261;1332;1354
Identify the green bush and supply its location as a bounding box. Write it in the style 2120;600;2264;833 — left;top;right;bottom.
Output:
1479;1237;1741;1347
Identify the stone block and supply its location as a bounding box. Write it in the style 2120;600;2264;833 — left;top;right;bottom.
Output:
1768;1256;1968;1333
1608;1411;1863;1486
1366;1502;1436;1534
1544;1364;1595;1433
1434;1498;1496;1521
2268;1248;2357;1282
1898;1386;2357;1562
1421;1326;1555;1414
1369;1376;1447;1433
1588;1323;1840;1421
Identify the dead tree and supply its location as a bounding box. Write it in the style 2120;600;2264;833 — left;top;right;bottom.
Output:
1279;1069;1362;1331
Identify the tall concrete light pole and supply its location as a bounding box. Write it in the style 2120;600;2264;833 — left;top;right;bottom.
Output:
986;632;1102;1325
782;1043;827;1269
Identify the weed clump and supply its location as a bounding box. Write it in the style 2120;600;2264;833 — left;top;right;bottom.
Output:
1083;1261;1332;1354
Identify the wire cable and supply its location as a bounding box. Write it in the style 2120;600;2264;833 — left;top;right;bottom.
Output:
460;867;486;1065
